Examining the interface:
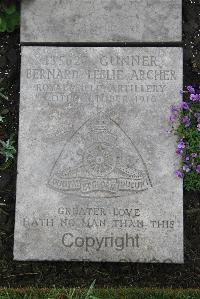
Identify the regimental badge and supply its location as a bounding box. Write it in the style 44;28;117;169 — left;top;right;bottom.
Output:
48;112;152;198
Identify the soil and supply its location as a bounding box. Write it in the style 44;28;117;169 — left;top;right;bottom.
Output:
0;0;200;289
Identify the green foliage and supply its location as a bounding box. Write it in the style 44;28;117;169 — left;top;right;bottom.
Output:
169;87;200;191
0;85;16;169
0;1;20;32
0;133;16;162
179;107;200;191
184;170;200;191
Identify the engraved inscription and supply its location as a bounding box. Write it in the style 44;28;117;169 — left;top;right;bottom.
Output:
14;47;183;263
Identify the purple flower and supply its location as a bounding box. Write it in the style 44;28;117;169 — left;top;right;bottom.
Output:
176;170;184;178
170;105;180;114
191;153;197;158
180;102;189;110
194;113;200;123
177;140;185;149
197;124;200;132
169;114;177;123
176;140;186;156
182;116;190;127
184;156;190;162
169;105;180;123
190;94;199;102
176;148;183;156
187;86;195;94
183;165;191;173
194;112;200;118
196;165;200;173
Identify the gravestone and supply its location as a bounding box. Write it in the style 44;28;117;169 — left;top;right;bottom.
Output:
14;46;183;262
21;0;182;43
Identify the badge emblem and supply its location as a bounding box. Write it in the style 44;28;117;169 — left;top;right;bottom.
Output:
48;112;152;197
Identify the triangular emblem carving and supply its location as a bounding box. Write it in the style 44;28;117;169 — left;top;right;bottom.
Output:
48;112;152;197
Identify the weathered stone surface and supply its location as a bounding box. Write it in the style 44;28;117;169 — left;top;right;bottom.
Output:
21;0;182;43
14;47;183;262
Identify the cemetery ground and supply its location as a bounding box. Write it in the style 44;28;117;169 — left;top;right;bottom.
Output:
1;35;200;288
0;1;200;298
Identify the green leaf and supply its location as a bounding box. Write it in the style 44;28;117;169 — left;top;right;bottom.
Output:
0;140;6;147
0;115;5;123
0;92;8;100
1;109;9;115
5;10;20;32
85;280;96;299
5;152;14;162
0;17;7;32
4;4;16;15
0;135;16;162
0;4;20;32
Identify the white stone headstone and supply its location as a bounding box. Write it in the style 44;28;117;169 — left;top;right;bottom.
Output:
14;47;183;262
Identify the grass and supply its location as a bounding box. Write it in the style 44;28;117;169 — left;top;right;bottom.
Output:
0;287;200;299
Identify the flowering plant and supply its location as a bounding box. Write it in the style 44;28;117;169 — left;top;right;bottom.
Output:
0;0;20;32
169;85;200;191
